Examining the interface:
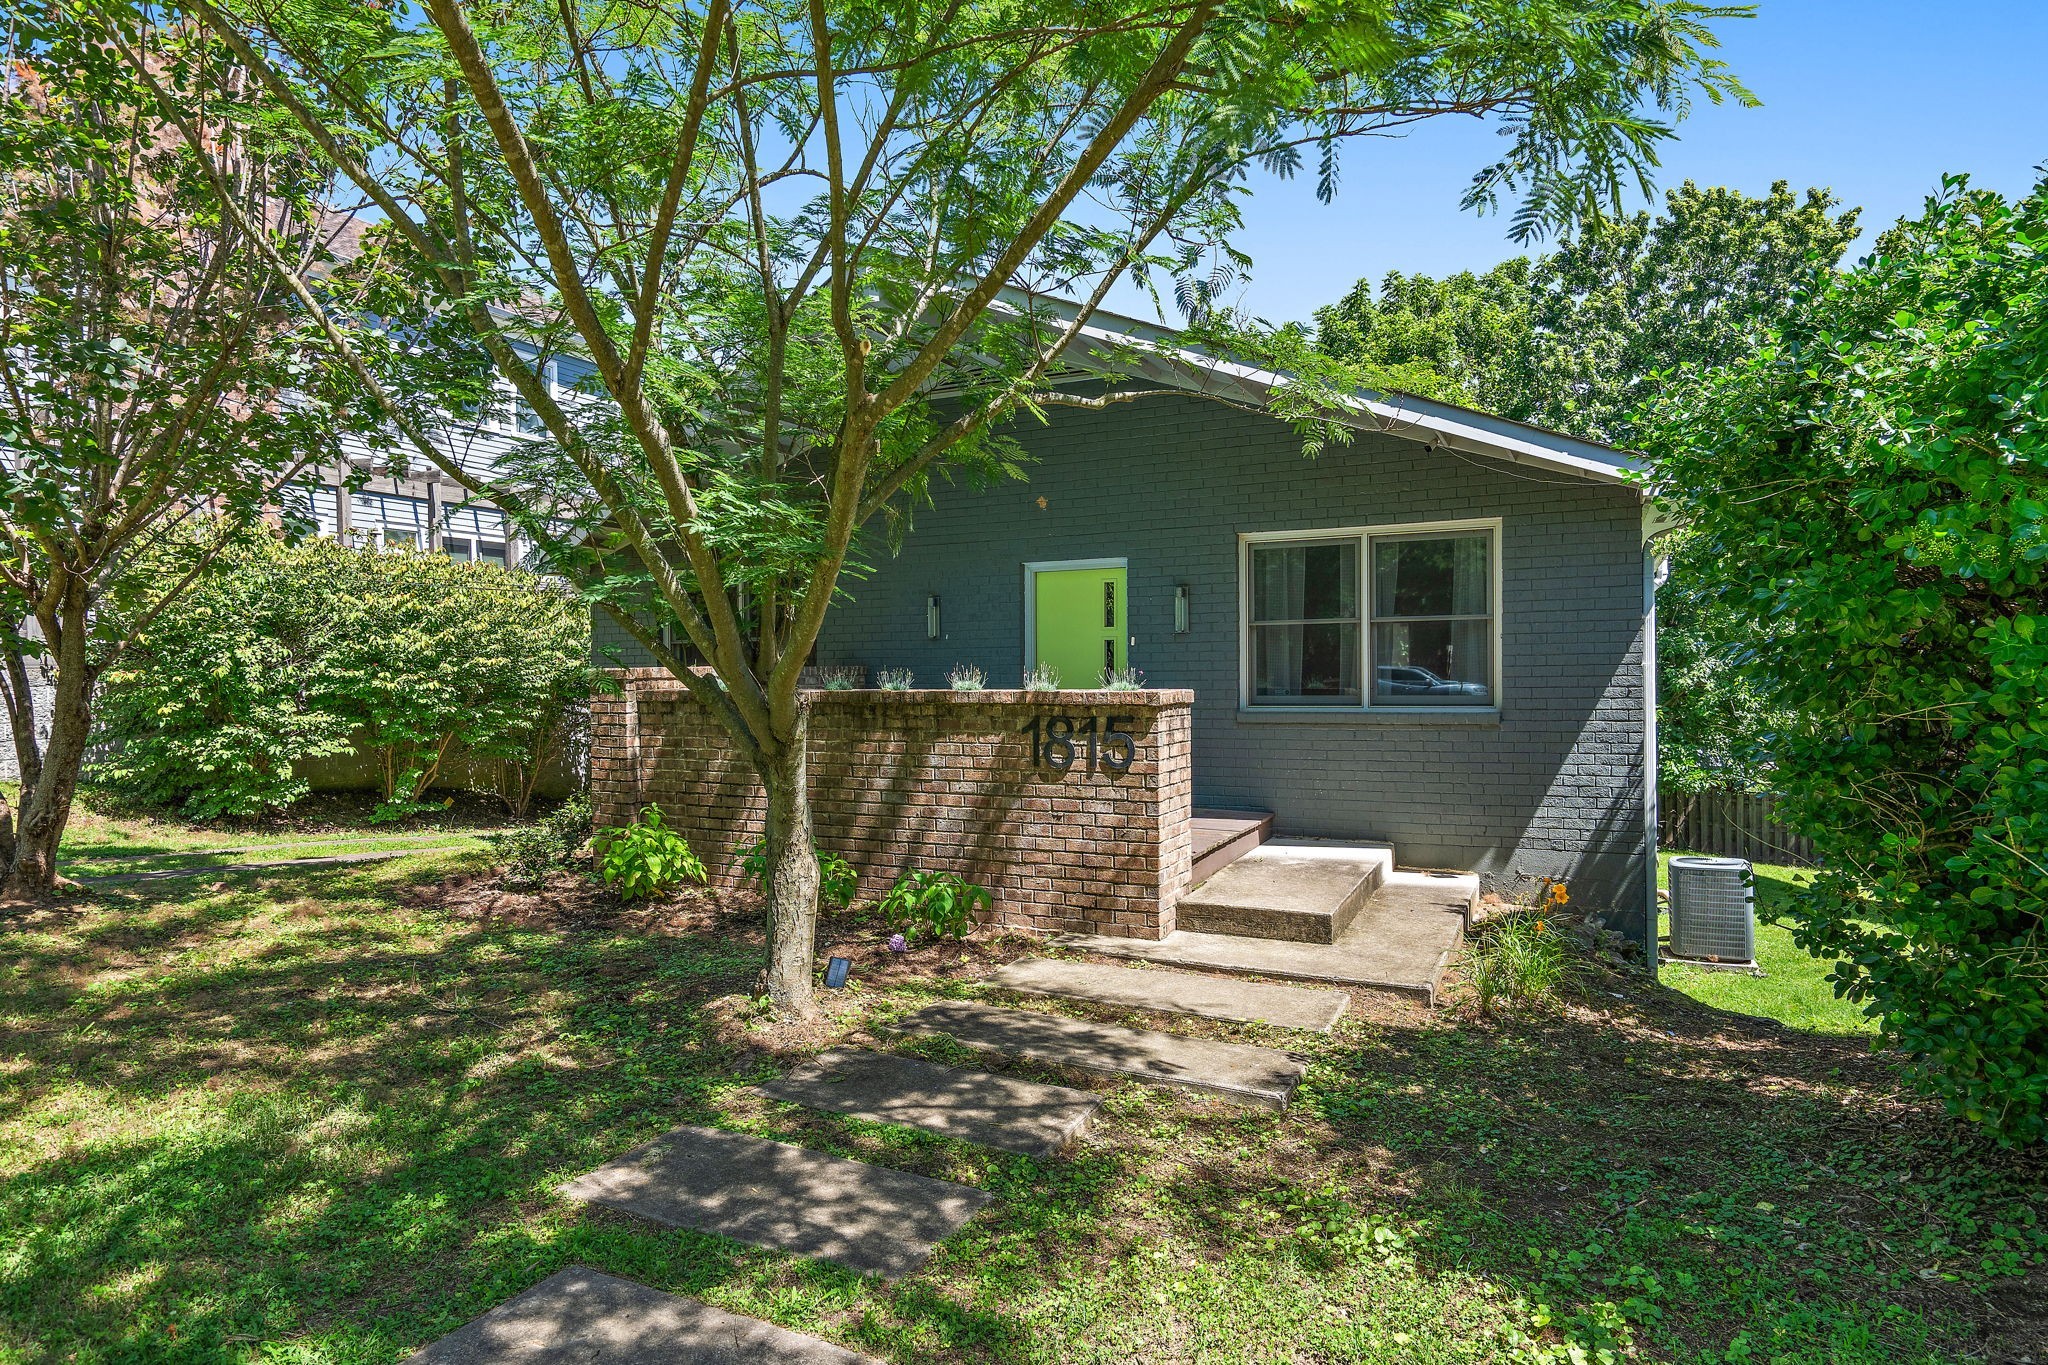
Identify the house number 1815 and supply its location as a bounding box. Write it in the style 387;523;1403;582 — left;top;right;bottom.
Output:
1022;715;1136;774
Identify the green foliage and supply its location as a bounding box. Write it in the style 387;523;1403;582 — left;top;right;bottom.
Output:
491;793;593;890
946;664;987;692
878;870;991;945
735;839;858;910
876;669;916;691
596;806;705;901
1316;181;1862;791
92;536;595;820
0;0;361;881
1641;173;2048;1144
1468;910;1574;1014
1315;181;1861;445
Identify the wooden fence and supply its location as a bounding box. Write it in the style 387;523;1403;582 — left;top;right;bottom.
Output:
1659;787;1815;866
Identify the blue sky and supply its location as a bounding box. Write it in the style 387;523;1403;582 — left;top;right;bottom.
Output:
1111;0;2048;327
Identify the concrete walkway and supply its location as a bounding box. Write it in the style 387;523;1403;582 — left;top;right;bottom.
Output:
895;1000;1306;1110
754;1048;1100;1157
559;1123;992;1280
404;1265;870;1363
1063;868;1475;1004
990;958;1348;1032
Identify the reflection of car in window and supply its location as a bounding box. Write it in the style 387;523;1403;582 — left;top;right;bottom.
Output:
1376;665;1488;697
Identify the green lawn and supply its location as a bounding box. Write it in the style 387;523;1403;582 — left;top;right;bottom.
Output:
1656;855;1879;1036
1;822;2041;1363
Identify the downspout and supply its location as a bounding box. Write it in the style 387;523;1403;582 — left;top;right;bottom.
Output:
1641;497;1677;976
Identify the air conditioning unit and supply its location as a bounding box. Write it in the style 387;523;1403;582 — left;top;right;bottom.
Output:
1667;855;1756;967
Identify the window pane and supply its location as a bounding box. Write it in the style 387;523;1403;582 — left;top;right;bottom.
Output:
1374;533;1488;619
442;537;472;560
1254;622;1360;703
1251;541;1357;622
1373;619;1491;705
477;540;508;567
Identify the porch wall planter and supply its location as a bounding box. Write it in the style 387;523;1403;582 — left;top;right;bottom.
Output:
590;670;1195;938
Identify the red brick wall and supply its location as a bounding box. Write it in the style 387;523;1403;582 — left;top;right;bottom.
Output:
589;670;1194;938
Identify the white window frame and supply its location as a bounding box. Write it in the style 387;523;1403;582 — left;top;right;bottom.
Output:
1238;517;1503;715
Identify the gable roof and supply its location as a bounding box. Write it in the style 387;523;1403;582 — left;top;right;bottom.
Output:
1001;293;1640;488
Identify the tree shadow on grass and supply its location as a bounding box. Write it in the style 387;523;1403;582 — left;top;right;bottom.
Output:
0;861;1108;1363
1258;973;2048;1364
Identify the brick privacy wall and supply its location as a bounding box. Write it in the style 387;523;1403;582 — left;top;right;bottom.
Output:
592;392;1656;941
589;671;1194;938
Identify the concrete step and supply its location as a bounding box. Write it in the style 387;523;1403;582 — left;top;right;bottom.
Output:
558;1124;992;1280
1175;839;1391;943
404;1265;872;1363
753;1048;1101;1157
894;1000;1305;1110
1067;868;1477;1005
989;957;1347;1032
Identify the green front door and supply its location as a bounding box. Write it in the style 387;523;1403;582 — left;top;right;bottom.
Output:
1033;565;1127;689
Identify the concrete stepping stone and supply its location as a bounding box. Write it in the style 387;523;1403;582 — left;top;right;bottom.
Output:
894;1001;1305;1111
753;1048;1100;1157
403;1264;870;1363
559;1124;992;1280
990;958;1347;1032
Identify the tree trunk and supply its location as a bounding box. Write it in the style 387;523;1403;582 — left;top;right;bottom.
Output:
758;702;820;1020
2;647;92;898
0;643;44;798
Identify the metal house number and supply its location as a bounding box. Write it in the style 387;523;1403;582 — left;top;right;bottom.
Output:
1022;715;1137;774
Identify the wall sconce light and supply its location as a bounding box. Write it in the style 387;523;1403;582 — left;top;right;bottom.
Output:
926;593;942;640
1173;583;1191;635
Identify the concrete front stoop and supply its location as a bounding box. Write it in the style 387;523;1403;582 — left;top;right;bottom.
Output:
1173;839;1391;944
1066;865;1478;1006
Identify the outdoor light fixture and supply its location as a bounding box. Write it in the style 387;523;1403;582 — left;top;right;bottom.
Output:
1173;583;1191;635
926;593;941;640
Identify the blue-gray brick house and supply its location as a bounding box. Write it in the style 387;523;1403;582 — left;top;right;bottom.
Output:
599;307;1660;946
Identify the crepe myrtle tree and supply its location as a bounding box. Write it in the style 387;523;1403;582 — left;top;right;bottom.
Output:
0;2;362;895
172;0;1751;1016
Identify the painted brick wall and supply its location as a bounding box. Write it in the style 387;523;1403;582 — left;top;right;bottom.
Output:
590;671;1194;938
592;392;1655;940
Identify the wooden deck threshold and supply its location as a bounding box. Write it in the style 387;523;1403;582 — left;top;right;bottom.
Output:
1190;808;1273;886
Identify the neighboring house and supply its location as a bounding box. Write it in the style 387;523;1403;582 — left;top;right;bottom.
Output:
596;308;1660;943
283;344;601;564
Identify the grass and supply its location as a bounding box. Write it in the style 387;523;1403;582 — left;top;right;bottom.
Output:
0;816;2042;1363
1656;854;1880;1037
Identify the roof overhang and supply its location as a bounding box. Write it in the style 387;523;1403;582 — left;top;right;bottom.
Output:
989;292;1643;489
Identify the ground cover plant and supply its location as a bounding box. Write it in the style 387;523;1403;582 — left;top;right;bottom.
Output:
2;809;2043;1363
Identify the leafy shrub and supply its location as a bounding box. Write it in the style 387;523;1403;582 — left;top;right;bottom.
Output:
878;869;990;944
1467;909;1572;1013
1022;662;1061;690
92;535;595;819
491;792;592;889
946;663;986;691
876;668;915;690
818;667;862;691
1643;174;2048;1143
735;839;858;909
596;805;706;900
